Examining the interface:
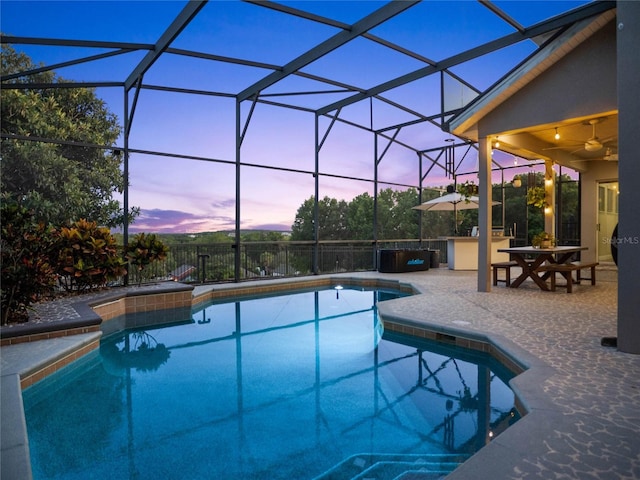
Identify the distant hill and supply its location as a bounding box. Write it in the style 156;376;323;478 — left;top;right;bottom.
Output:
113;230;291;245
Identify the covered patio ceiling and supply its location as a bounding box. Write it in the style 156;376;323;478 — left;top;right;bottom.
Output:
453;110;619;172
499;113;618;164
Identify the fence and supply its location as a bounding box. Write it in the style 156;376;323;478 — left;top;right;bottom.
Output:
126;239;448;286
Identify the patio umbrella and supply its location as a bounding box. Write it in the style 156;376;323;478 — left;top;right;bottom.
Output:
412;192;500;211
413;192;500;234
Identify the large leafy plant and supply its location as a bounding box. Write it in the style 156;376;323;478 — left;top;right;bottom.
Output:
56;219;127;293
1;202;58;324
126;233;169;285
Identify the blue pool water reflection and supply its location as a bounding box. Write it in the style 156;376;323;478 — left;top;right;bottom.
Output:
23;287;520;480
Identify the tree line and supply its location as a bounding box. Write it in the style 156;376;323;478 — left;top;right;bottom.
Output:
291;189;463;241
289;176;578;243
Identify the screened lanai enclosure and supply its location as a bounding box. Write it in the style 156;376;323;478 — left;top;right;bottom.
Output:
1;1;614;283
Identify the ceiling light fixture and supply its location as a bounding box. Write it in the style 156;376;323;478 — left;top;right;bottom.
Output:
554;128;560;140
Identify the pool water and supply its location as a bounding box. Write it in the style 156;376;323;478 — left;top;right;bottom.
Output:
23;286;520;480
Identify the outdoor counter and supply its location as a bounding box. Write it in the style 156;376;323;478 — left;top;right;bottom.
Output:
444;236;513;270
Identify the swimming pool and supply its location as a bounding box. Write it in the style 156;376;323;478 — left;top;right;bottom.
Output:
23;286;519;480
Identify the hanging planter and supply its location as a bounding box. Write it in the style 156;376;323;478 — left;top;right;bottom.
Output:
457;181;478;203
526;186;547;209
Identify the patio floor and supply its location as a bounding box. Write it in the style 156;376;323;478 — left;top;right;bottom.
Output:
2;264;639;479
371;265;639;479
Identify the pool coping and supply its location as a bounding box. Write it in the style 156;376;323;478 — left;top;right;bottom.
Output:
0;274;573;479
0;282;194;344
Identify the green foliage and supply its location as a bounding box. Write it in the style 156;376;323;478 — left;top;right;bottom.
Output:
0;44;139;227
457;181;478;202
288;175;579;244
0;202;58;324
377;188;421;240
346;193;374;239
56;219;127;293
532;231;556;248
291;196;349;240
527;186;548;209
558;174;580;231
291;189;422;241
503;175;538;242
259;251;276;275
125;233;169;285
502;172;582;243
208;256;235;282
291;197;315;240
242;231;287;242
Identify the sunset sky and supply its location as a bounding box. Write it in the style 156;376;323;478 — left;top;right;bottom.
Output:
1;1;584;233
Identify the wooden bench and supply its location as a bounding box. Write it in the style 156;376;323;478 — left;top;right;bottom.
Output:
492;261;518;286
539;261;599;293
572;261;599;284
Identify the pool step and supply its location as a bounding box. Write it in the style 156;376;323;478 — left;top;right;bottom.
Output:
354;461;458;480
312;453;468;480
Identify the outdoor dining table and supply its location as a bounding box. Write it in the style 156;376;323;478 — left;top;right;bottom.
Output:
497;245;588;291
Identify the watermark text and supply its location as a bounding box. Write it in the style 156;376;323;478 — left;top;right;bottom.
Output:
603;237;640;245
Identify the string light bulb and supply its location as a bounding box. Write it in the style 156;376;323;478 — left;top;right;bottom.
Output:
494;136;500;148
554;127;560;141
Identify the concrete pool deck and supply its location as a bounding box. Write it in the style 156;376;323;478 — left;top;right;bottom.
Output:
2;265;639;479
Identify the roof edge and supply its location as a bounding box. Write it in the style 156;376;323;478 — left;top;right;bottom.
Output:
448;9;617;141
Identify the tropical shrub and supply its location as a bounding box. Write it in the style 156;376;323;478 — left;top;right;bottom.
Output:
56;219;127;293
1;202;58;324
125;233;169;285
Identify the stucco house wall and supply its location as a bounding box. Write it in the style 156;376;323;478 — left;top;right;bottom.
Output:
478;20;617;137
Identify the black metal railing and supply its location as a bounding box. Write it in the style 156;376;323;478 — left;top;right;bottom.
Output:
124;239;448;286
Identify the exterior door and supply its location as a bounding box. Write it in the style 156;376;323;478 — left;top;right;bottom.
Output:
597;181;618;262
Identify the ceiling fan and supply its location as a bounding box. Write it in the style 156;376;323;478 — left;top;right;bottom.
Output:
594;147;619;161
571;147;618;166
579;118;605;152
603;148;618;161
544;118;613;153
